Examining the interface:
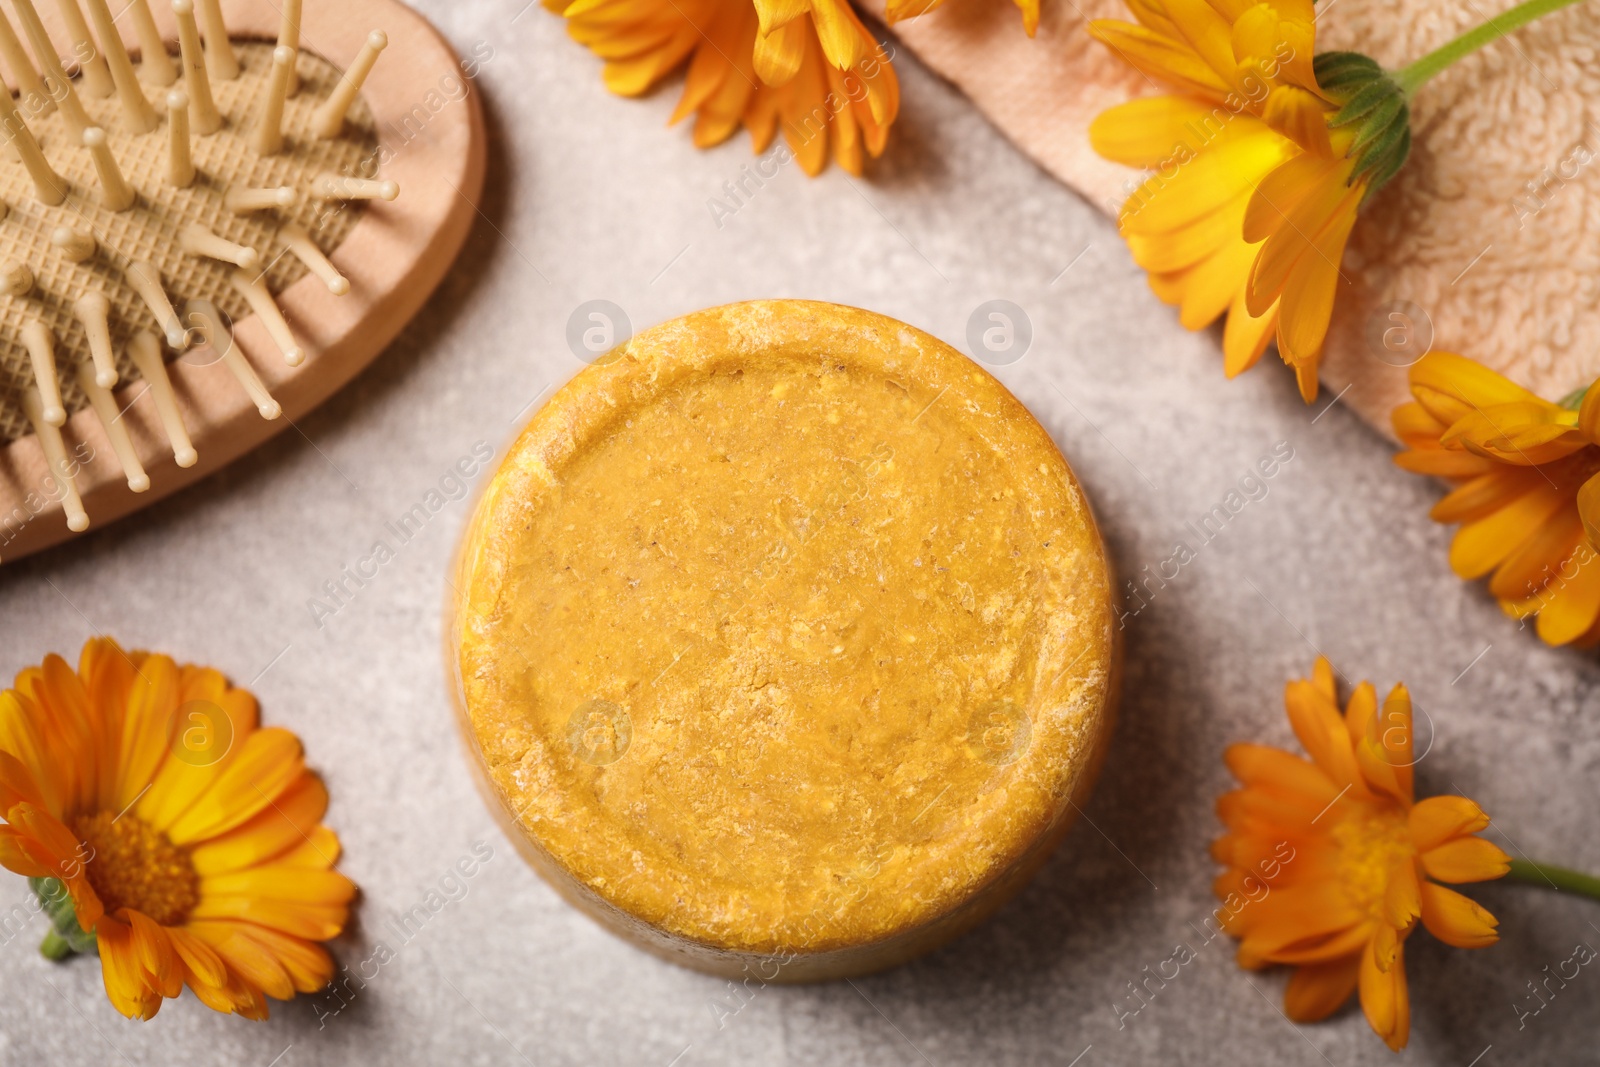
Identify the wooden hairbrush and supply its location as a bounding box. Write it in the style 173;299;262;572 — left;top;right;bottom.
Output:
0;0;484;561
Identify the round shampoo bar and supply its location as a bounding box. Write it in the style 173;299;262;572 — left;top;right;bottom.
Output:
450;301;1118;979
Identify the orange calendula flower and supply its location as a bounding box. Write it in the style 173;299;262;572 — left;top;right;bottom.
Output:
1394;352;1600;647
1088;1;1410;401
1214;657;1508;1051
0;638;354;1020
547;0;898;175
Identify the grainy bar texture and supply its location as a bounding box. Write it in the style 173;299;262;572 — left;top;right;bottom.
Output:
453;301;1117;977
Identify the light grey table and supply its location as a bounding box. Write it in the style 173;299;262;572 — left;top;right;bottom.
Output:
2;3;1596;1063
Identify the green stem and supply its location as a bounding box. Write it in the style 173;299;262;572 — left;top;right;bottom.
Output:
1394;0;1591;94
38;929;72;961
1506;858;1600;902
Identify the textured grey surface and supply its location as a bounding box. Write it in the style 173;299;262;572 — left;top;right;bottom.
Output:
1;3;1598;1064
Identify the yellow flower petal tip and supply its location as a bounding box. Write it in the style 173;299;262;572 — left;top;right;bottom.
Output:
1214;657;1505;1052
553;0;898;176
1394;354;1600;648
1088;2;1412;402
0;638;352;1021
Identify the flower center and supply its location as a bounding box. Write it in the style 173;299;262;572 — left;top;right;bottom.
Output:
71;811;200;927
1330;805;1415;917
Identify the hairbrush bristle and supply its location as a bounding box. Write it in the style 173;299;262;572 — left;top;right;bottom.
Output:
229;268;302;366
311;30;383;139
51;226;96;262
20;322;63;425
276;0;301;96
1;0;391;539
0;72;66;203
75;359;148;492
128;0;177;87
185;298;280;417
166;89;194;186
278;221;346;294
71;291;116;388
172;0;222;134
123;260;187;349
311;173;396;201
253;44;293;156
13;0;92;135
50;0;113;99
180;222;261;270
82;125;136;210
83;0;159;132
126;330;195;467
0;262;33;298
0;11;48;108
225;183;296;213
22;388;87;530
194;0;239;81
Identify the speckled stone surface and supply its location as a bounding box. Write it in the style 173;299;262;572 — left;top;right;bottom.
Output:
0;2;1596;1064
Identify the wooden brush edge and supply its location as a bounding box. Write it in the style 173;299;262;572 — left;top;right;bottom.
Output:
0;0;486;562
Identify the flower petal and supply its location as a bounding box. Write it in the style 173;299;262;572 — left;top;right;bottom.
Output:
116;654;181;815
188;921;296;1001
1410;352;1547;427
1490;504;1584;601
188;896;348;941
1449;482;1568;580
1407;795;1490;853
188;774;331;877
1358;937;1410;1051
167;924;229;988
1578;471;1600;550
1088;18;1234;100
1222;289;1277;376
228;924;337;994
0;749;45;818
1536;548;1600;646
1382;857;1420;931
1283;955;1360;1022
1090;95;1230;169
200;867;357;908
1224;743;1340;806
1418;881;1498;948
98;916;163;1020
1283;678;1360;789
165;728;305;846
124;908;183;999
1419;837;1511;884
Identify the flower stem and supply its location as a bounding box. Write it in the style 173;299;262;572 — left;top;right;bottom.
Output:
1394;0;1590;94
1506;858;1600;902
38;929;72;961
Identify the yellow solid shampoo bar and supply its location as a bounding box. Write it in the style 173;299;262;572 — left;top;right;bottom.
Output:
449;301;1118;979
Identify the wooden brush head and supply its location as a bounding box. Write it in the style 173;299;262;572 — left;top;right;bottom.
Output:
0;0;484;561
